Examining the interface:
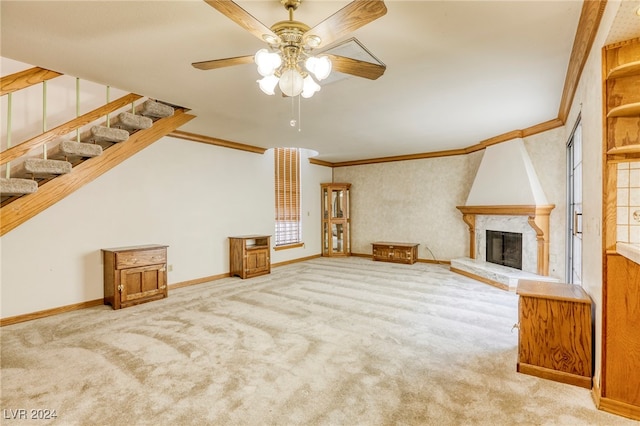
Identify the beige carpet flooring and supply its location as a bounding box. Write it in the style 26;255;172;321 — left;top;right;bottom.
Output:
1;257;636;425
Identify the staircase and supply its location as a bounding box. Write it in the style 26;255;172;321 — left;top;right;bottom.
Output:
0;67;195;236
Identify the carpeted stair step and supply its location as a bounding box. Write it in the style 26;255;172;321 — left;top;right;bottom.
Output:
0;177;38;196
13;158;72;178
117;112;153;133
89;126;130;144
49;140;103;160
139;100;174;118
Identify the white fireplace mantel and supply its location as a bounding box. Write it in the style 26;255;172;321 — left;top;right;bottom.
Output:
456;204;555;276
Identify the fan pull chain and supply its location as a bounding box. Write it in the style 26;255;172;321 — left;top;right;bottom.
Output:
297;95;301;132
290;95;296;128
289;95;301;132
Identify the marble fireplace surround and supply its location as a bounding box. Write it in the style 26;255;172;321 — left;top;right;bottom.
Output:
456;205;555;276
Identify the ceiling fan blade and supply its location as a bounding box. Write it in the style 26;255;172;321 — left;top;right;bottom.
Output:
192;55;255;70
203;0;277;42
306;0;387;49
326;54;386;80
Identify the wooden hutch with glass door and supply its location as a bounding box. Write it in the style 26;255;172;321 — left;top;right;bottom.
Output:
321;183;351;257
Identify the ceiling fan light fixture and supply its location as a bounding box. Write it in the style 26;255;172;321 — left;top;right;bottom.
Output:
301;75;321;98
279;68;305;97
262;34;281;45
305;56;332;81
255;49;282;76
257;74;279;95
305;34;322;48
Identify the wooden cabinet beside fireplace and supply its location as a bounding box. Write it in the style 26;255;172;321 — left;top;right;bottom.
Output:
102;244;168;310
516;280;592;389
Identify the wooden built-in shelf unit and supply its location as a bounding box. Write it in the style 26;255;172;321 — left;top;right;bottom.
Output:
600;37;640;421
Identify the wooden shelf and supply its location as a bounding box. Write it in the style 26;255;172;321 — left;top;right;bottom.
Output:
608;102;640;118
607;144;640;155
607;60;640;79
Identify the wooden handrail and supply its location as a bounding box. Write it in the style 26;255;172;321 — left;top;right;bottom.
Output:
0;109;195;236
0;67;63;96
0;93;142;166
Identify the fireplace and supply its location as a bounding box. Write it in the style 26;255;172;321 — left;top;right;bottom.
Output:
486;230;523;270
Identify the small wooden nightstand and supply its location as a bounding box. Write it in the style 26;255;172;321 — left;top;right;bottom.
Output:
102;244;168;310
229;235;271;279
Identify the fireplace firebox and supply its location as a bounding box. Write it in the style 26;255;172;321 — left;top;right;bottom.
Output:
486;230;523;270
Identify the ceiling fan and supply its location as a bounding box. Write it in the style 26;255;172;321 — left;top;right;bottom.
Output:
192;0;387;98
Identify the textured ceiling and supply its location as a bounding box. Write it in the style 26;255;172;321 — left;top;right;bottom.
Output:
1;1;638;163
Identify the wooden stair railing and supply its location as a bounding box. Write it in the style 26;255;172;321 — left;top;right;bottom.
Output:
0;67;62;96
1;93;142;167
0;108;195;236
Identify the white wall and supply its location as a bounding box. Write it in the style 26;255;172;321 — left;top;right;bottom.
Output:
0;137;331;318
1;56;332;319
466;138;549;206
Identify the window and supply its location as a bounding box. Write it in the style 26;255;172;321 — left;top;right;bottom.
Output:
274;147;301;246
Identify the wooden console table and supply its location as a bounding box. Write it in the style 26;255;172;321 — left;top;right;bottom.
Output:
372;242;419;264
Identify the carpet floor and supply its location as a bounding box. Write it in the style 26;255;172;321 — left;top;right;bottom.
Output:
1;257;636;425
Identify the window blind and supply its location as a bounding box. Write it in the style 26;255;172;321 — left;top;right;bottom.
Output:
274;147;301;246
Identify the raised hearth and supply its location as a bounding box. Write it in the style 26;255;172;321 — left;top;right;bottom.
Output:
451;257;559;291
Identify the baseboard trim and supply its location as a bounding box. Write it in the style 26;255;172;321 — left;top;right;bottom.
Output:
1;255;325;326
517;362;592;389
168;273;229;290
450;267;511;291
597;395;640;421
0;298;104;327
272;254;321;268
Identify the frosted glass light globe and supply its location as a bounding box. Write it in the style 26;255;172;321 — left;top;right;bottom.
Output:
305;56;332;81
257;75;278;95
279;69;304;97
255;49;282;77
301;75;321;98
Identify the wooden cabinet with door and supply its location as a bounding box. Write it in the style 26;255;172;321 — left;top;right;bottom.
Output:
102;244;168;310
229;235;271;279
600;38;640;420
516;280;592;389
321;183;351;257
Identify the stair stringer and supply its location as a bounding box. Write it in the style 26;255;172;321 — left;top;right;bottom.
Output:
0;109;195;236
